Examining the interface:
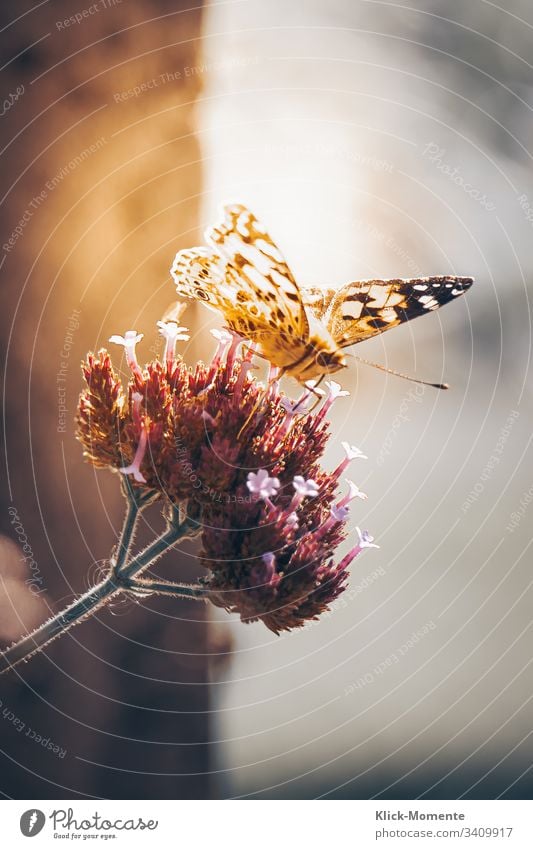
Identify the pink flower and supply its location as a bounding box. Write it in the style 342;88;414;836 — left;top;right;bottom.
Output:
356;527;380;549
157;321;189;369
338;479;367;507
292;476;320;498
246;470;281;500
109;330;144;380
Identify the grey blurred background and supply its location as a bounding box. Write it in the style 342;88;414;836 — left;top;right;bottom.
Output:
0;0;531;800
201;0;533;799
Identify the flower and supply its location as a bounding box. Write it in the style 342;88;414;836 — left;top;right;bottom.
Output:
119;392;147;483
284;511;299;528
338;479;367;506
246;470;280;500
157;321;189;342
331;504;350;522
210;328;233;374
292;476;320;498
313;380;350;422
341;442;368;461
356;527;380;549
305;379;326;395
77;311;377;633
109;330;144;380
119;428;147;483
280;395;311;415
325;380;350;400
157;321;189;369
335;441;368;477
211;328;233;346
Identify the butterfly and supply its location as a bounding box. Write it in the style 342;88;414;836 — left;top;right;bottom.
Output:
170;203;473;385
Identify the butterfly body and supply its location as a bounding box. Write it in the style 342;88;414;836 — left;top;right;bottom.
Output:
275;308;347;380
170;204;473;384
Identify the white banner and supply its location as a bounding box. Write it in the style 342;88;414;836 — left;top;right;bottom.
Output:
2;800;532;848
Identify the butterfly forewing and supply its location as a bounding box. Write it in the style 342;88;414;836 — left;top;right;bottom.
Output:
171;247;271;339
303;276;474;348
205;203;308;339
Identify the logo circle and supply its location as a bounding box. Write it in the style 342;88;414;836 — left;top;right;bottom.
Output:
20;809;46;837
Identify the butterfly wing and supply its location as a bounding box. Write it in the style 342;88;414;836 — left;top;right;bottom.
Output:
170;246;262;338
171;203;310;356
303;276;473;348
205;203;309;338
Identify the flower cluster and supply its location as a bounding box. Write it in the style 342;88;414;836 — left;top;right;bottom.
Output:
77;318;377;633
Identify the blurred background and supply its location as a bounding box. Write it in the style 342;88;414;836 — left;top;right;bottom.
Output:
0;0;532;799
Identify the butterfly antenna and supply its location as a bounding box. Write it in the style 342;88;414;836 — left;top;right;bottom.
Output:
353;355;449;390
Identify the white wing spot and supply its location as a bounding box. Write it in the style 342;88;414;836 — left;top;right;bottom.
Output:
381;307;400;323
367;285;389;308
420;295;439;309
272;268;295;294
239;242;274;275
255;238;284;262
236;213;251;238
244;263;270;290
341;300;363;320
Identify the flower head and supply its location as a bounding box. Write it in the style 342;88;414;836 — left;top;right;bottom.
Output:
77;320;376;633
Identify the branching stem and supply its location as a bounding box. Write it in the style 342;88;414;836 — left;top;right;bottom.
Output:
0;489;199;676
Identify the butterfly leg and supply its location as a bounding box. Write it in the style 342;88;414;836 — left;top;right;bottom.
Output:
236;372;282;440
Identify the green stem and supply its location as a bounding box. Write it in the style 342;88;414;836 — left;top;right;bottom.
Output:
124;576;207;600
0;495;197;676
0;574;122;675
113;486;140;570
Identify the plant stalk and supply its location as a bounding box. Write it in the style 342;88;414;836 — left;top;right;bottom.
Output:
0;493;197;675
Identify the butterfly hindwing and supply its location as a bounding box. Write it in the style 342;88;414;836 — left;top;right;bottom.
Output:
171;247;228;308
